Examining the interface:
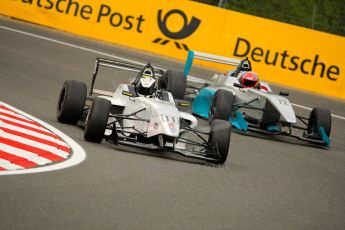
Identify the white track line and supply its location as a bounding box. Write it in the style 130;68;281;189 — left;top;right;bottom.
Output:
1;25;344;121
291;103;345;121
0;26;144;65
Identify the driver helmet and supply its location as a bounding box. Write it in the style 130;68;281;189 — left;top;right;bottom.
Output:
137;68;156;96
239;71;259;88
241;60;251;71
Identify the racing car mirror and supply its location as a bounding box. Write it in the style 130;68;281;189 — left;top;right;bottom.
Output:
122;90;135;97
279;91;289;97
233;83;244;88
178;102;190;107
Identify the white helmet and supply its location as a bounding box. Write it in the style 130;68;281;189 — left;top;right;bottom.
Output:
137;68;156;96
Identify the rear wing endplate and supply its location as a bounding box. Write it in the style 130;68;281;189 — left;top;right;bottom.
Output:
184;50;242;76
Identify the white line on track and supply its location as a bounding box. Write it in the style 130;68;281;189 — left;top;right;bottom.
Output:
1;25;344;121
291;103;345;121
0;25;144;65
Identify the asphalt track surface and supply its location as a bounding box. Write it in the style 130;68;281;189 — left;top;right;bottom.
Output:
1;17;345;230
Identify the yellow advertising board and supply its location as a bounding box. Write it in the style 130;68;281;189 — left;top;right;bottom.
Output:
1;0;344;99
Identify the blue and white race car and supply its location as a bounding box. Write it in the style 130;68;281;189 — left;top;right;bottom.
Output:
172;51;332;147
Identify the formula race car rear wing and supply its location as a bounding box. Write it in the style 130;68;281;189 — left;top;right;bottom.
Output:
184;50;251;77
184;51;241;76
90;57;165;96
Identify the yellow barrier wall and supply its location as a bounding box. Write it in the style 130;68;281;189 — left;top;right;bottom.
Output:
1;0;345;99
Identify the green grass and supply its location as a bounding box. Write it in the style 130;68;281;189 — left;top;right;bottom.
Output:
193;0;345;36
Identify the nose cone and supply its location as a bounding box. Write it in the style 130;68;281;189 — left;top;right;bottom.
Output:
268;96;296;123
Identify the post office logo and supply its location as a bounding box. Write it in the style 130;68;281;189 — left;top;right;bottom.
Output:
153;9;201;51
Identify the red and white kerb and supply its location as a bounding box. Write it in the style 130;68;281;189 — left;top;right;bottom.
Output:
0;105;71;171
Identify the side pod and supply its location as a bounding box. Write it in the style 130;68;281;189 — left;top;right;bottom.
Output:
192;88;216;118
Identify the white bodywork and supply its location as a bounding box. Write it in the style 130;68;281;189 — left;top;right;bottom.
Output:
189;51;297;124
95;84;198;138
210;73;296;123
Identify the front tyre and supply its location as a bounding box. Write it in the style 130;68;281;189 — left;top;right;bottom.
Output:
209;89;234;121
84;97;111;143
57;80;87;124
209;119;231;164
307;107;332;137
160;70;186;100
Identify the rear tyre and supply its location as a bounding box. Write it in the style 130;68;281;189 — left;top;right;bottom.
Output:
57;80;87;124
307;107;332;137
209;119;231;164
84;97;111;143
160;70;186;99
209;89;234;121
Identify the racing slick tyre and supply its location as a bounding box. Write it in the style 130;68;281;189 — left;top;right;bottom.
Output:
160;70;186;100
307;107;332;137
209;119;231;164
209;89;234;122
84;97;111;143
57;80;87;124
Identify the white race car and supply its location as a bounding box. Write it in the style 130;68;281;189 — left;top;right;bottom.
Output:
181;51;331;147
56;58;231;164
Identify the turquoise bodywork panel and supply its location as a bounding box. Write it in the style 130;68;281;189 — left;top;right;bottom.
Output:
319;126;330;147
184;50;194;77
266;124;281;132
231;111;248;131
192;87;216;118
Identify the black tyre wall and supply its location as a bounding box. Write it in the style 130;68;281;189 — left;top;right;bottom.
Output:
84;97;111;143
209;119;231;164
160;70;186;99
57;80;87;124
209;89;234;121
307;107;332;136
